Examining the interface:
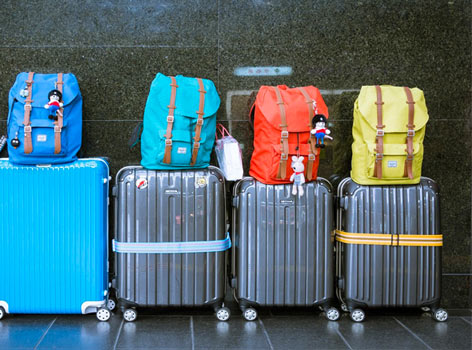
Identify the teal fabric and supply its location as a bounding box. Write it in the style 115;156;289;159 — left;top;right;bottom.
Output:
141;73;220;169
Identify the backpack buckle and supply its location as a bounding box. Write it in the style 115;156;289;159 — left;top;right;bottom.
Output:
407;130;415;137
196;118;204;126
281;131;289;139
193;142;200;149
376;129;384;137
54;126;62;133
308;154;316;161
165;139;172;146
406;154;414;161
375;153;383;161
166;115;174;122
280;154;288;161
24;103;32;111
24;125;32;133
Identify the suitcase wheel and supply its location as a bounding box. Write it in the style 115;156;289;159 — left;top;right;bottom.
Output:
107;298;117;311
350;309;365;322
432;308;448;322
325;307;340;321
216;307;231;322
0;306;5;320
242;307;258;321
123;308;138;322
96;308;111;322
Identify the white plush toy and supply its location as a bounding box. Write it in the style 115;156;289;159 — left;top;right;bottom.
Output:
290;156;305;196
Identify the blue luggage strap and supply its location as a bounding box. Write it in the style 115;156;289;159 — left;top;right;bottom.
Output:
112;232;231;254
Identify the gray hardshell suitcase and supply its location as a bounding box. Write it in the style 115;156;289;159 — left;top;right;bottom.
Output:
112;166;231;321
231;177;340;321
335;177;448;322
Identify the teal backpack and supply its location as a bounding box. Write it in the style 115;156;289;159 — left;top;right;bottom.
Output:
140;73;220;170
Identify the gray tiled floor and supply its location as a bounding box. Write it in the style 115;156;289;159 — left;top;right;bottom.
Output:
1;309;471;350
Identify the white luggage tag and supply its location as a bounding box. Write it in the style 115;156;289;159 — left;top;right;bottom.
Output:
215;124;244;181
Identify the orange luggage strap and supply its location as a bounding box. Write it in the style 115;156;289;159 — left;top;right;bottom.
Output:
274;87;289;179
297;87;318;180
190;78;206;166
403;87;415;179
53;73;64;154
373;85;385;179
163;76;178;164
334;230;443;247
23;72;35;154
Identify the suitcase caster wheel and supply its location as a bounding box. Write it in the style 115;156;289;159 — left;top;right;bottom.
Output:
243;308;258;321
123;308;138;322
0;306;5;320
216;307;231;322
96;308;111;322
421;306;430;312
350;309;365;322
433;308;448;322
107;298;116;311
341;303;349;312
326;307;340;321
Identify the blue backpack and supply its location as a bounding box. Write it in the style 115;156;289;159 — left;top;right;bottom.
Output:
141;73;220;170
7;72;82;165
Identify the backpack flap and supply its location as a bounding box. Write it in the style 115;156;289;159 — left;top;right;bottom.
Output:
357;85;428;133
256;85;329;132
150;73;220;119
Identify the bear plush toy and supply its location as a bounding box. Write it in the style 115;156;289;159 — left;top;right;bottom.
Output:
290;156;305;196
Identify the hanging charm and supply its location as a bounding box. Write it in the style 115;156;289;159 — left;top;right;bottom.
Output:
311;114;332;148
290;156;305;196
44;89;63;121
11;132;20;149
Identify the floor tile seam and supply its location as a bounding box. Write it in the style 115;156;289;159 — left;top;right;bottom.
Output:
334;325;354;350
113;319;125;350
460;317;472;325
33;316;57;350
392;317;433;350
257;318;274;350
0;45;219;49
190;316;195;350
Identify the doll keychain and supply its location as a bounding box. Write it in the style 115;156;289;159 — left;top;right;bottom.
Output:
44;89;63;121
311;101;332;148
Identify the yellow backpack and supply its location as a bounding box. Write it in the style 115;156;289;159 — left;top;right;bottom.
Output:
351;85;428;185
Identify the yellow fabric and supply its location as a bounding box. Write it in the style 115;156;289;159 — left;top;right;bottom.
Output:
334;230;443;247
351;85;429;184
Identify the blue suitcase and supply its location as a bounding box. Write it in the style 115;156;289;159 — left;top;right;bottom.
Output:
0;158;111;321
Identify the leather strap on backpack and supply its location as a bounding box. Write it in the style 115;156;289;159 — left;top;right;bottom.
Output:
53;73;64;154
190;78;206;166
163;76;178;164
23;72;35;154
297;87;317;180
373;85;385;179
403;87;415;179
274;87;289;179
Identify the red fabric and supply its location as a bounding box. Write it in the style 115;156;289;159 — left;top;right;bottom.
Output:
249;85;329;184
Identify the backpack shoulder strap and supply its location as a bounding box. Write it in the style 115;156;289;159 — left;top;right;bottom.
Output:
163;76;178;164
274;86;289;179
403;86;415;179
297;87;318;180
23;72;35;154
190;78;206;166
53;73;64;154
373;85;385;179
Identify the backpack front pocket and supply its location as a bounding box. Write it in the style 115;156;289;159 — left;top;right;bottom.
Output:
158;129;193;165
14;119;68;157
367;143;420;179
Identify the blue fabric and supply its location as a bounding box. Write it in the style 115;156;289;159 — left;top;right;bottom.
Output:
7;72;82;165
141;73;220;169
112;232;231;254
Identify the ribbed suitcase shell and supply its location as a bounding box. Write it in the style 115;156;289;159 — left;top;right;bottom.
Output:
232;177;335;308
114;166;226;308
336;177;441;309
0;159;109;314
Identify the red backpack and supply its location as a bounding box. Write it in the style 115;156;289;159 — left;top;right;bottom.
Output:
249;85;329;184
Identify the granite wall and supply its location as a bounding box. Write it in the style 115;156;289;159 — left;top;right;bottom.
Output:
0;1;470;308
